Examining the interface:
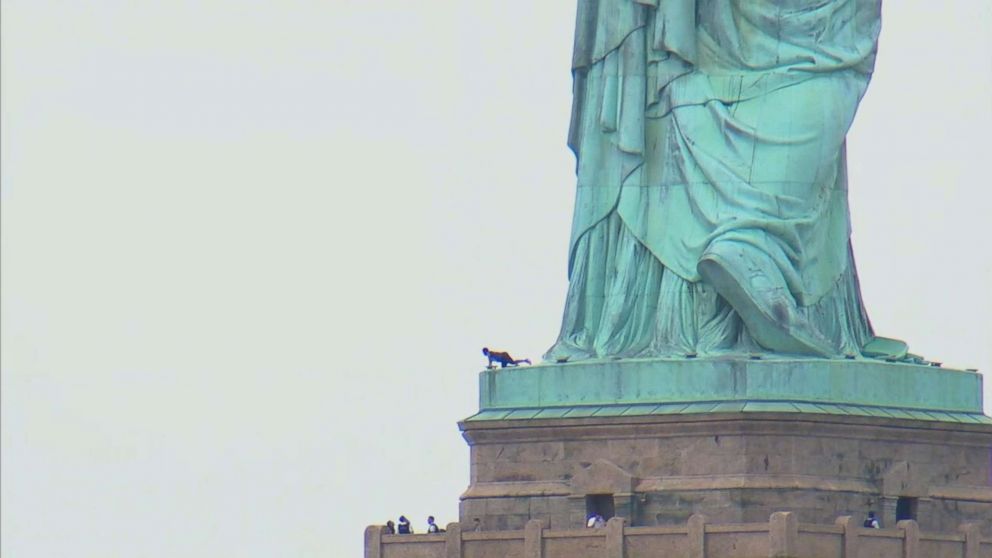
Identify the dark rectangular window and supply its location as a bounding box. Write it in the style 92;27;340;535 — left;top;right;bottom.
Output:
896;497;918;521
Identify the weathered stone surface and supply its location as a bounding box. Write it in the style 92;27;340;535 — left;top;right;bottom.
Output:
959;522;982;558
369;514;992;558
445;523;462;558
542;535;607;557
366;525;384;558
522;520;543;558
687;513;707;558
899;519;921;558
604;517;624;558
460;413;992;535
769;511;798;557
486;498;531;516
835;516;859;558
570;460;635;495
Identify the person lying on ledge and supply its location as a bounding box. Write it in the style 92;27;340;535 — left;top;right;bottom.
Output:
482;347;531;368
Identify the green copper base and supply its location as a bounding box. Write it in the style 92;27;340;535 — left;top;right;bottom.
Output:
468;358;990;424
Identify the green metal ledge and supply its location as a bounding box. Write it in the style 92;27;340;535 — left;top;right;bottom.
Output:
469;358;989;424
465;400;992;424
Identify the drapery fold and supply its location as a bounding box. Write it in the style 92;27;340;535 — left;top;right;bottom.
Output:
548;0;889;360
550;213;873;359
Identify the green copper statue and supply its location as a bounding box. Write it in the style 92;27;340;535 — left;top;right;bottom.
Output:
547;0;906;360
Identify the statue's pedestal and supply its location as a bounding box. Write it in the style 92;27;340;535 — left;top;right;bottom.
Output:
459;359;992;534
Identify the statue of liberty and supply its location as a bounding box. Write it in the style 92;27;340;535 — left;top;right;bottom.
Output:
546;0;907;361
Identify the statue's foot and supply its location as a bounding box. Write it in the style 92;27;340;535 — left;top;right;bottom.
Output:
698;246;836;357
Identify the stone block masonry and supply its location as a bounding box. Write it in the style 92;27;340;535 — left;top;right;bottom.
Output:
365;513;992;558
459;412;992;535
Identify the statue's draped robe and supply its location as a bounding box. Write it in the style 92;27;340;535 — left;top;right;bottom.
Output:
547;0;882;359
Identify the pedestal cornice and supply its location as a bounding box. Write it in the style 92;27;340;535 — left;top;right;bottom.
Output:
467;358;989;425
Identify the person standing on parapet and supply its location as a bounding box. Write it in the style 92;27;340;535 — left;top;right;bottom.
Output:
546;0;908;361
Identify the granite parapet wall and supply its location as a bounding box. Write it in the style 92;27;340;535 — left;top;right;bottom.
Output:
365;514;992;558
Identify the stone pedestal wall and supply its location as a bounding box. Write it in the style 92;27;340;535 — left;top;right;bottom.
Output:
458;413;992;535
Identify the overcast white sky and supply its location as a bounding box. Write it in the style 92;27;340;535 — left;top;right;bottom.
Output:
2;2;990;557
